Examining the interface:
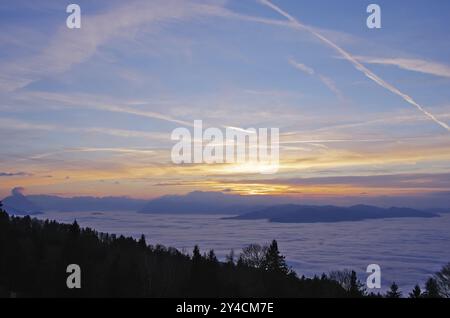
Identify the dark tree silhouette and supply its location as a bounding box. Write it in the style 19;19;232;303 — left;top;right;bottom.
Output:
409;284;422;298
207;249;218;263
263;240;290;275
329;269;352;292
138;234;147;249
192;245;201;263
434;263;450;298
239;244;267;269
0;201;445;298
386;282;402;298
423;278;441;298
348;270;366;297
225;249;235;266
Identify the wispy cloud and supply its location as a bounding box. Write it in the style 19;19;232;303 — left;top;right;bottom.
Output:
68;147;156;155
225;126;257;134
259;0;450;132
0;116;171;142
317;74;343;100
288;59;315;75
289;58;343;99
235;173;450;189
30;147;156;160
355;56;450;79
0;172;32;177
82;127;168;140
15;91;194;127
0;0;229;92
0;118;56;131
212;173;450;194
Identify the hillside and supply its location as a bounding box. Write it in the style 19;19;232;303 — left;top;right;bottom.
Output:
138;191;264;214
0;202;349;298
2;189;146;214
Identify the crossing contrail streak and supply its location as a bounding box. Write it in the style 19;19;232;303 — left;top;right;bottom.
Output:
259;0;450;132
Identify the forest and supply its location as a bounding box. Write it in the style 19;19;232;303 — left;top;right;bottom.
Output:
0;202;448;298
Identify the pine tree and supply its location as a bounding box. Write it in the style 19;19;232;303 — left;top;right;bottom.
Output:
192;245;202;263
0;201;8;225
386;282;402;298
263;240;289;275
434;263;450;298
349;270;365;297
225;249;235;266
207;249;218;263
423;278;441;298
138;234;147;249
409;284;422;298
70;219;80;235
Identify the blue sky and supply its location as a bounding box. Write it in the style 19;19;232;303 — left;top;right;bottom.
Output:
0;0;449;203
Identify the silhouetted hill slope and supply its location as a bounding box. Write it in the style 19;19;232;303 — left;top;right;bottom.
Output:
2;189;42;215
0;203;349;298
2;189;147;213
139;191;267;214
27;195;147;212
3;190;267;214
227;204;438;223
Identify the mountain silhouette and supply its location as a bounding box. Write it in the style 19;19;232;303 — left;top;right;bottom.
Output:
1;190;146;213
2;188;42;215
139;191;265;214
1;189;443;223
226;204;439;223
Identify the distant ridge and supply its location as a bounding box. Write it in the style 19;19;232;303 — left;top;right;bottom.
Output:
1;188;444;223
2;188;42;215
225;204;439;223
1;189;146;214
139;191;265;214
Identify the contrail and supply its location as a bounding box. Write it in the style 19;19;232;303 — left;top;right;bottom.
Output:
259;0;450;132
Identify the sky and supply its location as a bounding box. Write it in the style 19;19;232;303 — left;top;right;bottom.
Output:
0;0;450;204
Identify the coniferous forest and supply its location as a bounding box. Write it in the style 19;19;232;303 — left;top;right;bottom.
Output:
0;202;448;298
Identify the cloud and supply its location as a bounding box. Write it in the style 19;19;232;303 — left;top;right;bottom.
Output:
355;56;450;79
70;147;156;155
12;186;25;196
288;59;315;75
0;172;31;177
100;104;194;127
14;91;194;127
0;118;56;131
317;74;343;100
259;0;450;132
30;147;156;160
0;0;230;92
241;173;450;189
226;126;257;134
288;58;343;99
82;127;168;140
0;116;172;142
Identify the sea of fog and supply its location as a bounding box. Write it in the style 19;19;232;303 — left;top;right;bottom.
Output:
38;211;450;293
